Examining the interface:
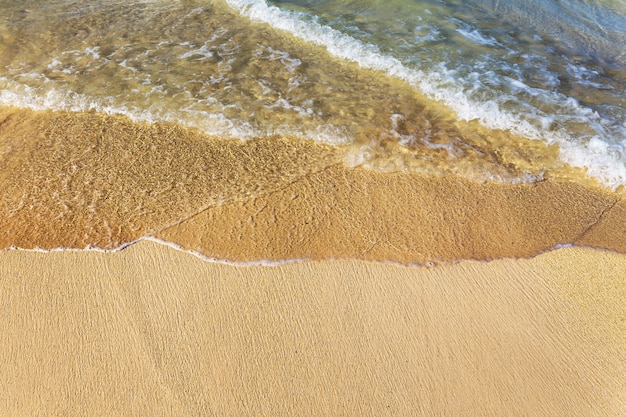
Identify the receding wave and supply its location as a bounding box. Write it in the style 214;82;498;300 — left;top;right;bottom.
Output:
1;0;625;188
221;0;626;189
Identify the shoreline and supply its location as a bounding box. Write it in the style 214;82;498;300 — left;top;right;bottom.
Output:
1;240;624;416
1;0;625;411
1;107;625;265
2;234;624;268
1;105;625;415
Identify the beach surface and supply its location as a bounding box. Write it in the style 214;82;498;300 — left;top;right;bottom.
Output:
1;106;626;416
1;107;626;415
1;240;625;416
2;107;625;263
2;1;626;414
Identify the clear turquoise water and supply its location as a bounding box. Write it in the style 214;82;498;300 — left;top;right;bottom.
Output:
1;0;625;187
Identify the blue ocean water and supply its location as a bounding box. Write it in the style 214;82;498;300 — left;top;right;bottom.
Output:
0;0;625;188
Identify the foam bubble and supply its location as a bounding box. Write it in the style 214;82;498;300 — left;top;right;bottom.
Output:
456;28;500;46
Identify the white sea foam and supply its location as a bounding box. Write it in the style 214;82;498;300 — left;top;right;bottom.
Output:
179;44;215;60
456;28;499;46
0;77;351;145
1;236;313;267
221;0;626;189
0;78;258;138
566;63;610;89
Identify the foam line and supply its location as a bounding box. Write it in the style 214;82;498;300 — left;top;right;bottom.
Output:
221;0;626;189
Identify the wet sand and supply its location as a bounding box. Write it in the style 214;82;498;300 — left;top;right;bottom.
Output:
1;240;625;416
1;106;625;415
1;107;624;262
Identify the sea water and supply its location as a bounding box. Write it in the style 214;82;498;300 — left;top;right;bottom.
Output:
0;0;625;188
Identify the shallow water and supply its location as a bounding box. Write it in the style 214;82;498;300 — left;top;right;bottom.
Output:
0;0;625;188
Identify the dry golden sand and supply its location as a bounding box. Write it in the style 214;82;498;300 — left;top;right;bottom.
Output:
0;240;624;416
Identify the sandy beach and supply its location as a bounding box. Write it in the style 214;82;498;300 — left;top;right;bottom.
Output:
2;0;626;413
1;240;625;416
1;107;626;415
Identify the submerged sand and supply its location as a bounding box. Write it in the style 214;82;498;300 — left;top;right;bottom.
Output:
1;240;625;416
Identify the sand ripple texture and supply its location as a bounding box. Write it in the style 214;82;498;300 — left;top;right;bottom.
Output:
1;241;625;416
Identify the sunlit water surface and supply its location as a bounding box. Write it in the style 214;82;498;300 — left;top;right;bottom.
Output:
0;0;625;188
